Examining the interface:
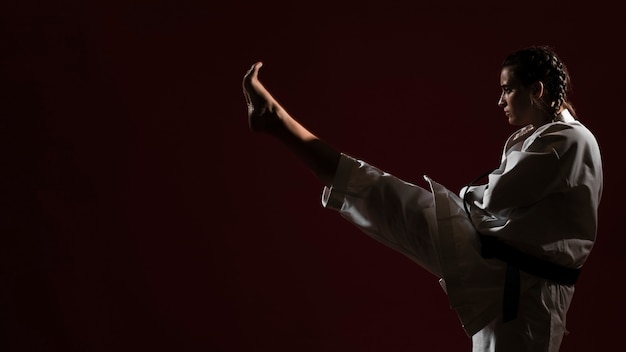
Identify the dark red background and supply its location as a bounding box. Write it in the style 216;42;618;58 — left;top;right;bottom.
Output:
1;0;623;350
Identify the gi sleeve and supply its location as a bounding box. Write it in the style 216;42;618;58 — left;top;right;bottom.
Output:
478;130;566;212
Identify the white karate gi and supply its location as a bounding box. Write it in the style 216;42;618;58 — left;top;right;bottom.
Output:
321;110;603;351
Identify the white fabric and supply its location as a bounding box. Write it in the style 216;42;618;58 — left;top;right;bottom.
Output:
321;110;602;351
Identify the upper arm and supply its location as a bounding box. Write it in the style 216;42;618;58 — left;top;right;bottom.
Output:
479;125;577;211
481;148;561;211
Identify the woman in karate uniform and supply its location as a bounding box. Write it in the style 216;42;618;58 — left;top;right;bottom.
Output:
242;46;603;352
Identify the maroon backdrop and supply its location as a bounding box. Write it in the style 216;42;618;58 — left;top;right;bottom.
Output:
1;0;623;351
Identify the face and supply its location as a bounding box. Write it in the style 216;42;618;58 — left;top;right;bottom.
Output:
498;66;540;126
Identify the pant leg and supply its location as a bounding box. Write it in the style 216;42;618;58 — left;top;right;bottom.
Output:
472;279;574;352
322;154;442;277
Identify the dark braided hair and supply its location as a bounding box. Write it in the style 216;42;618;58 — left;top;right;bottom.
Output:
502;46;576;121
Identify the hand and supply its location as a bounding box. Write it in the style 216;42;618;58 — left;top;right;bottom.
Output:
242;62;281;132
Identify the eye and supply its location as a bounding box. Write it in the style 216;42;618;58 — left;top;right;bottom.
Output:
502;87;512;94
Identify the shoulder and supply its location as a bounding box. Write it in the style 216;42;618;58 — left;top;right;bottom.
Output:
538;120;597;143
528;121;599;156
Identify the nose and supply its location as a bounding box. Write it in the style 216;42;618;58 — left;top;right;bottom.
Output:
497;92;506;108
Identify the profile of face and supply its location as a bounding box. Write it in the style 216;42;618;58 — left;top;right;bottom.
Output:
498;66;544;127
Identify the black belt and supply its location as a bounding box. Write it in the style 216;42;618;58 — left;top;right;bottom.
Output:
479;234;581;322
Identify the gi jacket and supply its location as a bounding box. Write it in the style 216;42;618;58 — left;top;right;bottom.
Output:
321;110;603;337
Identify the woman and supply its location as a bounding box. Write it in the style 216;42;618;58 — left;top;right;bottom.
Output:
242;46;603;352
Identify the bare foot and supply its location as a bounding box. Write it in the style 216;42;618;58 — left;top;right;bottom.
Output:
242;62;281;133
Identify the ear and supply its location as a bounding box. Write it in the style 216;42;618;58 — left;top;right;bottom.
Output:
532;81;544;99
